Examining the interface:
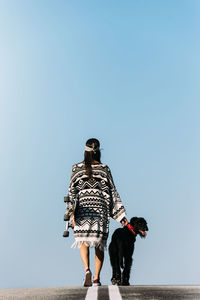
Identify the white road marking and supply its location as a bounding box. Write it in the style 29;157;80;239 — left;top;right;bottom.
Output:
85;286;98;300
108;285;123;300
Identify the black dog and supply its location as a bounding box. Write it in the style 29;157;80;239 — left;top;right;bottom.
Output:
109;217;148;285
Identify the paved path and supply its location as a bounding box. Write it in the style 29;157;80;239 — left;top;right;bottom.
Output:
0;286;200;300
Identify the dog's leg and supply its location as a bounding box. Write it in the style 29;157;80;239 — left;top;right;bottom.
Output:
109;242;121;285
122;256;132;286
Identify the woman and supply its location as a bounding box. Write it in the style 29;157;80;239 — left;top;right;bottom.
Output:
66;138;128;286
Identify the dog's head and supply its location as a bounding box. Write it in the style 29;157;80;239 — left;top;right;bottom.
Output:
129;217;148;238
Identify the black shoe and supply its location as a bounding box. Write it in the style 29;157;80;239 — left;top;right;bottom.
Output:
83;269;92;287
92;279;101;286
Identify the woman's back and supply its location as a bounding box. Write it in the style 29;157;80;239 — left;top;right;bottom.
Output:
68;161;126;250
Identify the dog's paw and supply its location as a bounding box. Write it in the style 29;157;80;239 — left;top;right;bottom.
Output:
122;281;130;286
121;279;130;286
111;278;121;285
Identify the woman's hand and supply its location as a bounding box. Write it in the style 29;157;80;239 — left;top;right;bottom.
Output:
120;217;128;227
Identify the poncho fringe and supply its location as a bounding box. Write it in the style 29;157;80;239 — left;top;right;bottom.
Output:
71;239;107;251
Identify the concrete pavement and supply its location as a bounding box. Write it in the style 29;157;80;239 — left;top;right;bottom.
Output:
120;286;200;300
0;286;200;300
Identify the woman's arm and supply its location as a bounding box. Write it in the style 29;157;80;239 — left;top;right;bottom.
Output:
107;166;127;222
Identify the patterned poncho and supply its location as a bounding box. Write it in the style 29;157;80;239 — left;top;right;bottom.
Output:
66;162;126;250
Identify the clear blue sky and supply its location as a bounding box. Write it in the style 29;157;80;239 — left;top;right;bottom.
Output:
0;0;200;288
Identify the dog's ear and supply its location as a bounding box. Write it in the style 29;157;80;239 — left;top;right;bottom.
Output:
139;217;146;223
130;217;138;225
140;217;148;226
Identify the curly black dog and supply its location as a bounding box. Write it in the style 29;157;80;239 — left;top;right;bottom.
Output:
109;217;148;285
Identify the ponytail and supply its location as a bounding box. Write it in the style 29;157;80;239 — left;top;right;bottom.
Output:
84;138;101;180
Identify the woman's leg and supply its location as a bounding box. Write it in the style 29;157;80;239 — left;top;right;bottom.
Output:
80;243;90;271
94;247;104;280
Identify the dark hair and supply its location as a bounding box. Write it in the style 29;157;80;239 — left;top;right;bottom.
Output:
84;138;101;180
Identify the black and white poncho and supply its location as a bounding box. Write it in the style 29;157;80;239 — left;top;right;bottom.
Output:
66;162;126;250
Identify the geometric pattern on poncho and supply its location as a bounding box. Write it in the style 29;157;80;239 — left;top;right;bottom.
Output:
66;162;126;249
